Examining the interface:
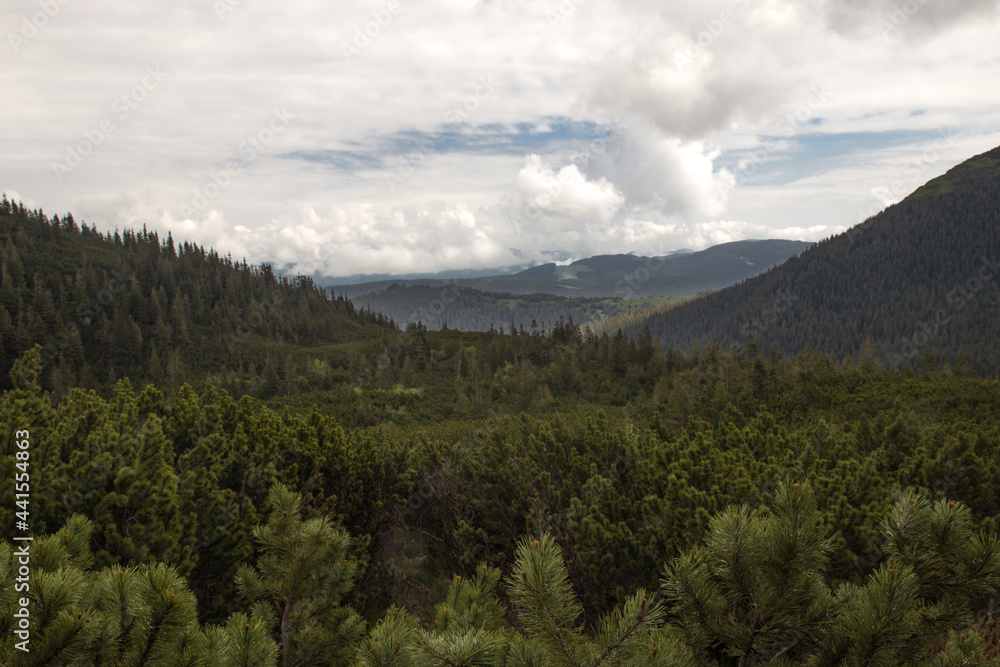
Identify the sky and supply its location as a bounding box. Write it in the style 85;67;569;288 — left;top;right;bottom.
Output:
3;0;1000;278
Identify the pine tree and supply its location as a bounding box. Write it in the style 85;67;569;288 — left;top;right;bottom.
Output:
662;482;834;664
820;492;1000;664
506;534;692;666
235;483;365;667
858;336;881;373
354;607;420;666
0;516;97;664
91;562;202;665
355;540;695;666
416;567;509;665
215;613;280;667
82;391;192;575
0;515;279;666
662;483;1000;665
178;431;252;623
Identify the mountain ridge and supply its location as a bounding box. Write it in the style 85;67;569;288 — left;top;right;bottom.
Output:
632;144;1000;375
329;239;813;299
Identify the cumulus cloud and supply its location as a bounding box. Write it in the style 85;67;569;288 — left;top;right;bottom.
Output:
2;0;999;276
583;121;735;218
174;201;516;278
513;154;624;226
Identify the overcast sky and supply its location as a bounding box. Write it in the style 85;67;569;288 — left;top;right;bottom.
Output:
3;0;999;277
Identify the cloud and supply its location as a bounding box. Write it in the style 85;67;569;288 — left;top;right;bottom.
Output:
513;154;624;226
2;0;999;276
584;34;794;140
821;0;1000;37
583;121;735;218
684;218;829;248
158;201;517;277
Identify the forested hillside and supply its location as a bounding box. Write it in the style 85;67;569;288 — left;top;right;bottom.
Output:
352;283;688;333
1;192;1000;664
633;146;1000;375
3;341;1000;664
0;196;394;397
6;0;1000;659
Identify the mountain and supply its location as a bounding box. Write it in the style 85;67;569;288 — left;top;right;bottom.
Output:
632;145;1000;375
350;283;689;332
329;239;813;299
301;263;530;286
0;196;395;395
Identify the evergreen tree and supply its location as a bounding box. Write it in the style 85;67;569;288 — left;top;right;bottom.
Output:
663;483;1000;665
506;533;693;666
235;483;365;667
662;482;834;664
820;492;1000;664
0;515;279;666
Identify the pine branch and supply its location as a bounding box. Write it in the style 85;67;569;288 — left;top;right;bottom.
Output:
587;592;660;667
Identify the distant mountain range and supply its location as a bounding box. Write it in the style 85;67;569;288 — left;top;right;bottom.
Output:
631;145;1000;375
329;239;813;300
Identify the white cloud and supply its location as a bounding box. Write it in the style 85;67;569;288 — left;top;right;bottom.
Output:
2;0;999;275
821;0;1000;37
514;154;624;225
583;121;735;218
202;201;516;277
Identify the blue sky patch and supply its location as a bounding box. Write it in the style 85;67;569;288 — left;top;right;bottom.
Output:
722;128;955;187
282;117;614;171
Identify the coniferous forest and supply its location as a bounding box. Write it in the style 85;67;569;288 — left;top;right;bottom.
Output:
631;146;1000;376
2;168;1000;666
